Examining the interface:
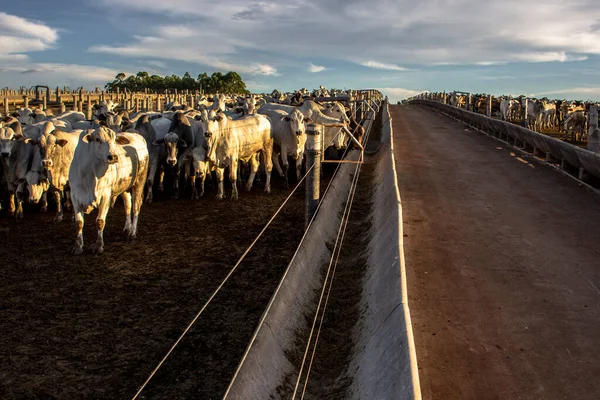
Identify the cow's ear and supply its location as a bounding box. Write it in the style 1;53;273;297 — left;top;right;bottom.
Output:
23;137;39;145
281;115;291;122
12;132;24;141
152;138;164;146
116;135;130;145
56;139;69;147
10;112;19;118
178;139;188;148
303;117;313;124
214;114;224;122
82;133;93;143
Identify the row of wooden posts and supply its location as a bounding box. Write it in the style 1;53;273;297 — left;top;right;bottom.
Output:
1;91;212;120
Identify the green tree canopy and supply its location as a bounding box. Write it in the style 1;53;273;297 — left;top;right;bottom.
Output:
105;71;250;94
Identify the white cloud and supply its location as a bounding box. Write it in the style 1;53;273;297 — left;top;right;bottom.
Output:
535;87;600;97
377;87;423;102
91;0;600;67
0;63;130;89
89;26;278;76
361;61;407;71
0;12;59;61
308;63;327;73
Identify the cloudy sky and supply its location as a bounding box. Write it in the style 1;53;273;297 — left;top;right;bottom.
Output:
2;0;600;102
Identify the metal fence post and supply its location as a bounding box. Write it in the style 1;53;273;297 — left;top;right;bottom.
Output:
522;98;528;128
487;95;492;117
305;124;322;227
588;106;599;153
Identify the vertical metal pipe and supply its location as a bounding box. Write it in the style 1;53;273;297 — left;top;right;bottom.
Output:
305;124;322;227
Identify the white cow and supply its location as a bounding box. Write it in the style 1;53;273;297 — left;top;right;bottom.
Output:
0;126;29;217
24;121;81;222
261;109;310;187
12;107;35;126
69;127;149;254
564;110;587;142
204;113;273;200
93;100;118;119
24;148;49;211
258;100;347;149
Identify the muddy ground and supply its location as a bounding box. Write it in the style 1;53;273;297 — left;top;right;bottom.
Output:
0;173;307;399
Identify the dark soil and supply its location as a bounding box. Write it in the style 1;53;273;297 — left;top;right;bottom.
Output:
0;174;305;399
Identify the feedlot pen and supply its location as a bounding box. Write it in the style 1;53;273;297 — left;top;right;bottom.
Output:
0;183;306;398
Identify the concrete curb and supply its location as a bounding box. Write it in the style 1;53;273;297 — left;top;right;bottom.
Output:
348;102;421;399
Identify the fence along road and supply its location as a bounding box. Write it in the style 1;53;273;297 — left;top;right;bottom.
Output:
392;104;600;399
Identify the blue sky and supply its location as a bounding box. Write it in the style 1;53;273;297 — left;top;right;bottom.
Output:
2;0;600;103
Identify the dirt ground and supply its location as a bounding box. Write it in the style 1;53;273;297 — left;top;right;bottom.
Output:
0;175;305;399
393;105;600;399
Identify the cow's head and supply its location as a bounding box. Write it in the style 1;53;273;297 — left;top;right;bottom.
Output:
0;127;24;158
82;126;127;164
324;102;350;124
282;109;311;159
25;127;69;169
203;113;226;164
154;133;186;166
13;108;34;126
25;171;49;204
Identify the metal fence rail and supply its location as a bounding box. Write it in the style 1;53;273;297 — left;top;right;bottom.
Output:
409;99;600;183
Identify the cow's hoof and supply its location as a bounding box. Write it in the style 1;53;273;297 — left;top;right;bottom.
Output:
283;182;289;189
145;197;153;204
245;185;252;192
199;192;205;198
171;194;179;200
214;194;224;200
157;185;164;192
94;246;104;255
64;202;72;211
191;193;198;200
41;206;48;213
54;215;63;223
231;194;239;200
16;212;24;219
71;246;83;255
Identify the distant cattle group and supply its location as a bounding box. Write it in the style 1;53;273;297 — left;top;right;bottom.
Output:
445;91;598;143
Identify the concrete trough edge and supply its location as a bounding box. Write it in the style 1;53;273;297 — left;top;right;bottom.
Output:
347;101;422;399
223;143;362;399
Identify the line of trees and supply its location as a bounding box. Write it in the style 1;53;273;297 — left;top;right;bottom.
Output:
104;71;250;94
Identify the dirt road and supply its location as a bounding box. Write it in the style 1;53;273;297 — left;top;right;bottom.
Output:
393;105;600;400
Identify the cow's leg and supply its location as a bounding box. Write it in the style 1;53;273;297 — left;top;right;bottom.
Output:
145;156;159;203
190;172;198;200
64;190;72;211
122;191;133;238
296;151;304;182
53;190;64;222
7;191;15;216
281;148;290;189
172;167;180;199
72;211;85;255
40;191;48;213
264;144;273;194
273;152;284;176
215;168;225;200
94;198;110;254
130;165;146;241
15;182;25;218
230;158;239;200
199;172;206;197
246;154;260;192
157;165;165;192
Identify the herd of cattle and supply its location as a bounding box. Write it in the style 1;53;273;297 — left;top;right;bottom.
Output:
0;88;363;254
447;92;596;142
